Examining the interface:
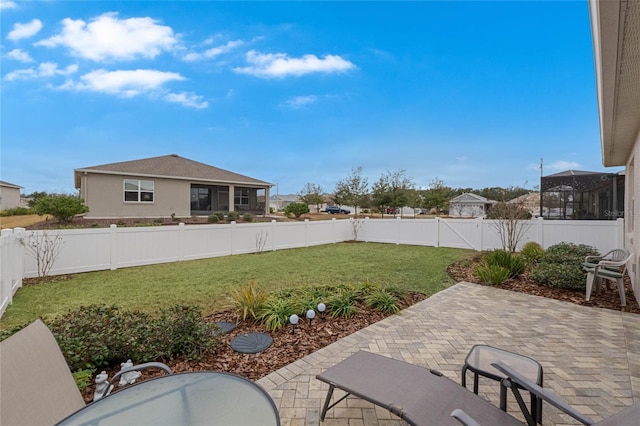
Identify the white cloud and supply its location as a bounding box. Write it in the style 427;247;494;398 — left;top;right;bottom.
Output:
284;95;317;109
7;19;43;41
4;62;77;81
234;50;356;78
62;69;185;97
36;12;178;61
0;1;18;11
6;48;33;62
183;39;244;62
164;92;208;109
546;160;580;171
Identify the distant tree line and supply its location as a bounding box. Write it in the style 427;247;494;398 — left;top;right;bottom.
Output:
297;168;532;217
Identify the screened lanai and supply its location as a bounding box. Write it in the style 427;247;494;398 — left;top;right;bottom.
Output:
539;170;624;220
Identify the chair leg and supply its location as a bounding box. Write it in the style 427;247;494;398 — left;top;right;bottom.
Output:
616;278;626;307
585;272;595;301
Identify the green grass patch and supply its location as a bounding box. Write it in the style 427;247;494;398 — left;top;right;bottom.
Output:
1;243;472;330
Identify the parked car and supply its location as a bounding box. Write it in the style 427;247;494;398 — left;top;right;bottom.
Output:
325;206;351;214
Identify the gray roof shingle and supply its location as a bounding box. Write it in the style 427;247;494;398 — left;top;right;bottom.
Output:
75;154;271;186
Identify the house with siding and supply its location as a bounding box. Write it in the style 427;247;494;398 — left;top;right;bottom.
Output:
0;181;22;211
448;193;497;218
589;0;640;302
74;155;272;218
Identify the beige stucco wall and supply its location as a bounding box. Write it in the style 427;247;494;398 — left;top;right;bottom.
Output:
625;129;640;300
80;173;191;218
0;185;21;211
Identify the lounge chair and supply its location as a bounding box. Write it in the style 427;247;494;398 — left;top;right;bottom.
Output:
317;350;639;426
0;319;172;426
452;360;640;426
316;350;522;425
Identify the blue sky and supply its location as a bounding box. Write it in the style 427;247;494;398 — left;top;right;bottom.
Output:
1;0;620;195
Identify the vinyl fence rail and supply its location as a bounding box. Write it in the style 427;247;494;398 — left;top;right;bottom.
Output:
0;217;624;319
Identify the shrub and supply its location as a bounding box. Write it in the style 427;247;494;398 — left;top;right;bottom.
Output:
542;242;599;264
284;202;310;218
328;289;358;318
227;211;240;222
213;212;225;221
483;250;526;278
207;214;219;223
32;194;89;223
258;298;299;332
45;304;218;371
243;213;254;222
156;305;219;361
520;241;544;264
365;289;400;314
475;263;511;285
529;242;599;290
229;281;266;321
0;206;32;216
72;369;94;391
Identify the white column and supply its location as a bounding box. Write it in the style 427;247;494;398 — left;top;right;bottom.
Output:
228;185;235;212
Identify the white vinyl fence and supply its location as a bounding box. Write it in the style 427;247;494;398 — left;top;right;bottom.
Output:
0;217;624;318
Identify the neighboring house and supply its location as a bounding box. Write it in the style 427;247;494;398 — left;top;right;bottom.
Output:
0;181;22;211
508;192;541;218
74;155;272;218
269;194;301;212
448;193;497;218
590;0;640;300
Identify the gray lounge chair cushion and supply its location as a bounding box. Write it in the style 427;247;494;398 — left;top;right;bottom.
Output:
317;350;521;425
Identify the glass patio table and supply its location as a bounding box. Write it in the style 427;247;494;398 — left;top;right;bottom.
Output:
56;372;280;426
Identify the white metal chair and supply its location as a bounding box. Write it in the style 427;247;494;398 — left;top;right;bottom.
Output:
0;319;172;425
583;252;633;307
583;248;630;269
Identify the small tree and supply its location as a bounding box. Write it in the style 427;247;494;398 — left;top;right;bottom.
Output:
33;194;89;223
334;166;369;217
423;178;453;215
298;183;325;213
284;202;310;218
487;202;532;252
21;230;64;279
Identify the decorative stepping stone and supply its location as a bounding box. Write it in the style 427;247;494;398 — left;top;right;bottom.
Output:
211;321;237;336
230;332;273;354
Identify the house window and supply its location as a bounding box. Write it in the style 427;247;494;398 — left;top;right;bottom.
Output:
234;188;250;205
124;179;154;203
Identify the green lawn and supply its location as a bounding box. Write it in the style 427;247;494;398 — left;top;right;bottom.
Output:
0;243;473;330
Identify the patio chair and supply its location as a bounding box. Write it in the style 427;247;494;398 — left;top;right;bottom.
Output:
450;360;640;426
582;248;630;269
316;350;522;425
583;251;633;306
0;319;172;426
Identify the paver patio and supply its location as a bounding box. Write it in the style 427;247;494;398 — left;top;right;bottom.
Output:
257;282;640;426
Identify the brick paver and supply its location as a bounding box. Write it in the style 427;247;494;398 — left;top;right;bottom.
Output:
257;282;640;425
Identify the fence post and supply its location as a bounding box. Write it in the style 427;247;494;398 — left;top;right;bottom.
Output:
109;224;118;270
364;217;370;243
332;218;336;243
178;222;185;261
271;219;277;251
435;217;441;248
536;217;544;248
230;221;236;254
305;219;309;247
12;228;25;291
475;217;483;251
396;217;402;245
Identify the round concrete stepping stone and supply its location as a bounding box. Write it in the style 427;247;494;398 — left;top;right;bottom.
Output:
230;332;273;354
211;321;237;336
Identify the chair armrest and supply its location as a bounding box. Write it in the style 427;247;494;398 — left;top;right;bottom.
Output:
451;409;482;426
100;362;173;399
584;255;603;263
492;361;594;425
